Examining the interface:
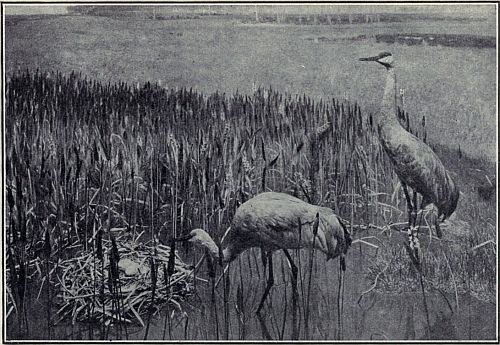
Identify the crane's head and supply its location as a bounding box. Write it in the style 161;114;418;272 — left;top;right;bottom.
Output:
174;228;221;260
359;52;394;69
175;228;212;245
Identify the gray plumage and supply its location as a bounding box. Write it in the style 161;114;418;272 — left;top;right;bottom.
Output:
178;192;352;265
360;52;459;232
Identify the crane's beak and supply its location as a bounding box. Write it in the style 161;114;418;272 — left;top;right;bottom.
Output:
359;55;379;62
173;233;194;242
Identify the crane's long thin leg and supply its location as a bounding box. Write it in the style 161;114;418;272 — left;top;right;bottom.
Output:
411;191;418;227
401;183;414;225
401;183;420;265
283;249;299;340
411;191;421;263
256;252;274;314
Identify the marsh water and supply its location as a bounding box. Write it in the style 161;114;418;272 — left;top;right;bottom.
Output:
9;243;496;341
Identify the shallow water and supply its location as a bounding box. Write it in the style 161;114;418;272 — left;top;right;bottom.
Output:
8;245;496;341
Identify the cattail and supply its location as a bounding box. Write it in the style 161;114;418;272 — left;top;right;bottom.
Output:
43;229;51;258
111;235;120;265
149;256;157;287
15;175;23;204
92;141;99;164
167;239;176;278
107;263;114;294
60;153;66;182
261;139;266;162
19;213;26;243
312;212;320;238
117;150;123;171
96;229;103;261
261;166;267;191
7;187;15;212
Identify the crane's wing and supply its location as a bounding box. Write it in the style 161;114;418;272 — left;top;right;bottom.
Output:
380;128;457;213
231;192;347;256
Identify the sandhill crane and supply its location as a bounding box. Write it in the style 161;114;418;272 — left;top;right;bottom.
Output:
175;192;352;314
359;52;459;256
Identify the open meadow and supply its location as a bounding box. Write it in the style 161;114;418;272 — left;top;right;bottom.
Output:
3;7;497;341
5;12;497;161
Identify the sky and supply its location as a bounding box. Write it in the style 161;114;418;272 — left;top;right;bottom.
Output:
3;3;495;17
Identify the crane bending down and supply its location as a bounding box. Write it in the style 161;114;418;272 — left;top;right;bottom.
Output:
175;192;352;314
359;52;459;255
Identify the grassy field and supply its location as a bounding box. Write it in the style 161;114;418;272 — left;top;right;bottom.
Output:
5;14;496;161
4;12;497;341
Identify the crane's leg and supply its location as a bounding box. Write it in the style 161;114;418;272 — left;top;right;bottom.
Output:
283;249;299;340
401;183;414;225
401;183;420;264
401;181;413;226
434;214;443;239
412;191;418;227
411;191;421;262
256;252;274;314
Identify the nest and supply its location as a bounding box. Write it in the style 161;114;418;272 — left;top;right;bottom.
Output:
55;237;194;326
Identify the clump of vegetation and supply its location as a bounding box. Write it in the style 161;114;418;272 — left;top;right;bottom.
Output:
5;69;495;340
375;33;495;49
55;235;194;326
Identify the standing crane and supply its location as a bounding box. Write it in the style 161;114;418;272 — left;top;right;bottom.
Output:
359;52;459;257
175;192;352;314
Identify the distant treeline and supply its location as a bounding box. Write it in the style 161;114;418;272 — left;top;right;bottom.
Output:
68;5;203;19
67;6;484;24
240;12;483;25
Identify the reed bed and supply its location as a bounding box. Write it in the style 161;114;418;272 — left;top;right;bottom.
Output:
5;69;495;340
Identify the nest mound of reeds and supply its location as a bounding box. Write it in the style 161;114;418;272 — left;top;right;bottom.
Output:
55;235;194;326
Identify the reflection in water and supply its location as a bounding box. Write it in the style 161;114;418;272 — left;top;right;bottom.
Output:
7;248;496;340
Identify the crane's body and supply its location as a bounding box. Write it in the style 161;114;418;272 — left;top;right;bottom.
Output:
360;52;459;238
181;192;351;264
222;192;351;262
176;192;352;316
379;122;459;222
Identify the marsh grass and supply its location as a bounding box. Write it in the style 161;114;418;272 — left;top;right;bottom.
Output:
4;70;496;340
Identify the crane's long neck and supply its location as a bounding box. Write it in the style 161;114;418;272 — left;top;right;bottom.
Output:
379;67;399;126
196;234;232;264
